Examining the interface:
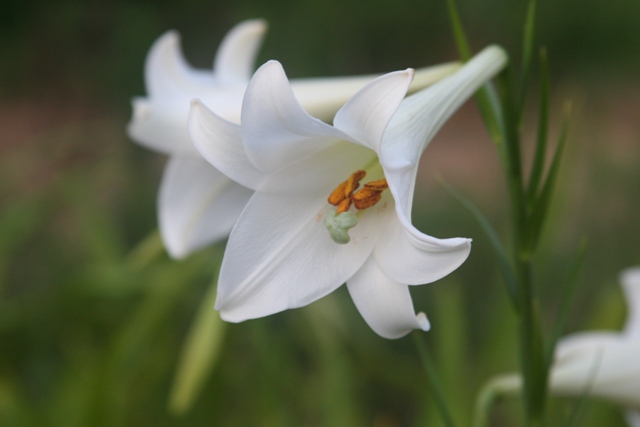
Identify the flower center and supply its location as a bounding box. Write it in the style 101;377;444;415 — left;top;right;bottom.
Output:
324;170;388;244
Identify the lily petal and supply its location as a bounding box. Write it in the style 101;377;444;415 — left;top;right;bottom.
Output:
382;46;507;217
215;142;383;321
333;69;414;152
378;46;505;273
346;257;430;339
626;410;640;427
144;31;215;101
214;19;267;85
241;60;352;173
128;98;199;156
159;156;253;259
374;214;471;285
621;267;640;336
551;336;640;408
381;45;507;175
291;62;461;122
188;99;267;190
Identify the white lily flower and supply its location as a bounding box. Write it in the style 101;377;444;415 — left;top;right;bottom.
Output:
482;267;640;425
548;267;640;424
188;46;507;338
127;19;461;259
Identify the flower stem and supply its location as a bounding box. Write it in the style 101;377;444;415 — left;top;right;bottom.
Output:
472;374;522;427
126;229;164;271
412;331;457;427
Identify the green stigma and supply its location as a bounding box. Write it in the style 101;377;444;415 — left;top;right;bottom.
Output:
324;211;358;244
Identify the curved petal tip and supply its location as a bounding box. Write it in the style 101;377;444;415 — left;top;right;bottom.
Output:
416;312;430;331
621;267;640;287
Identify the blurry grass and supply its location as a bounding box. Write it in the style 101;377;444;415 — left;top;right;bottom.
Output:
1;0;640;423
1;94;638;425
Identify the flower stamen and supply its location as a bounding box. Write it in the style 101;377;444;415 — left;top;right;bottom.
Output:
328;170;366;207
352;178;388;210
325;172;389;244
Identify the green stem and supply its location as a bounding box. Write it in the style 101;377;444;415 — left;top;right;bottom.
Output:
412;332;457;427
515;259;545;425
126;229;164;272
472;374;522;427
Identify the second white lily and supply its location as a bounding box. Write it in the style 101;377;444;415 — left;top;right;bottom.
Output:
127;19;460;259
549;267;640;424
188;46;507;338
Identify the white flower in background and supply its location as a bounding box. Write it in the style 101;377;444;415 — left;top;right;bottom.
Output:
188;46;507;338
548;267;640;425
127;19;461;259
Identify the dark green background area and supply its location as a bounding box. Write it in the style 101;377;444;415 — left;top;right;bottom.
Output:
1;1;639;426
1;0;638;104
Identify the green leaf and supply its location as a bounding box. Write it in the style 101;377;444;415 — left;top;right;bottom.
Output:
496;70;526;233
126;230;165;272
168;275;226;415
518;0;537;116
439;179;519;308
546;239;587;366
445;0;503;145
525;102;571;252
413;332;458;427
526;48;550;204
445;0;471;61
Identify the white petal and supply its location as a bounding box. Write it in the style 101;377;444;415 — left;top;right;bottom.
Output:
346;257;429;339
159;156;253;259
626;410;640;427
374;214;471;285
188;100;267;190
144;31;215;102
381;45;507;174
213;19;267;85
551;333;640;408
241;60;352;173
333;69;414;152
290;61;461;122
410;62;462;92
378;46;504;267
215;142;384;321
621;267;640;336
128;98;199;156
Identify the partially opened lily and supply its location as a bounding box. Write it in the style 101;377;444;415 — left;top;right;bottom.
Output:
548;267;640;424
188;45;507;338
479;267;640;425
128;19;461;259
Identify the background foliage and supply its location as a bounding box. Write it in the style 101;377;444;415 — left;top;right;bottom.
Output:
1;0;639;425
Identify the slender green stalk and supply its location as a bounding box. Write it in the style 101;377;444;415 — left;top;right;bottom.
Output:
126;229;164;271
472;374;522;427
412;332;457;427
514;258;546;424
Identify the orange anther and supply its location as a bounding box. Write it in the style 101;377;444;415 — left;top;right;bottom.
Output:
363;178;388;190
352;188;382;210
328;170;366;206
336;198;352;214
352;178;387;210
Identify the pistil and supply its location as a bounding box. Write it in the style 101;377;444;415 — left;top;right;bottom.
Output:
325;171;389;244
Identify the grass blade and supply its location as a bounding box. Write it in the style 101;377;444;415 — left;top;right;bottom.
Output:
519;0;537;116
445;0;471;61
445;0;503;145
526;48;550;203
525;102;571;252
439;179;519;308
168;276;227;415
546;239;587;366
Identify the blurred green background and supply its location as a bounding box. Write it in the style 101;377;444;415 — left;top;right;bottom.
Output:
1;0;640;426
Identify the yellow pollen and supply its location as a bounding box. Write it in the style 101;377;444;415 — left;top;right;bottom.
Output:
328;170;366;207
352;179;388;210
327;171;388;213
